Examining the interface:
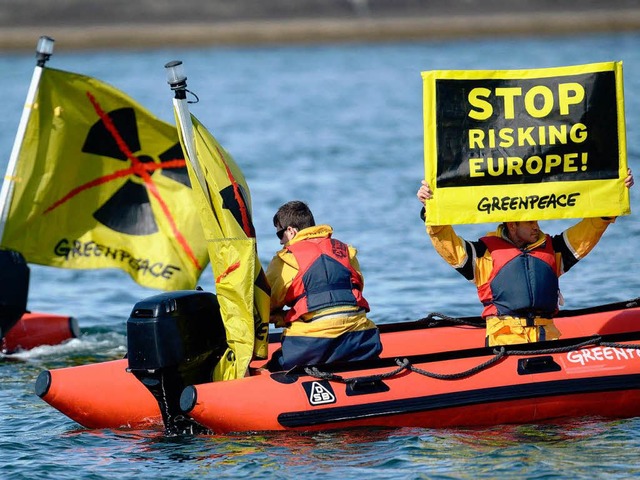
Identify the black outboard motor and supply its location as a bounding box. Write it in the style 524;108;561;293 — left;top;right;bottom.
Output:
126;290;228;435
0;249;29;340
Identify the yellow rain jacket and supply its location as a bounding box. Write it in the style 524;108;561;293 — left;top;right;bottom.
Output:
265;225;382;369
425;218;615;346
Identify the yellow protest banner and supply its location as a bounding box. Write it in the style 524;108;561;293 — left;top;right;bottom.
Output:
422;62;629;225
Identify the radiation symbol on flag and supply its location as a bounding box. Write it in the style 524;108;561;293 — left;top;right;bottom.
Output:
219;184;256;238
79;107;190;235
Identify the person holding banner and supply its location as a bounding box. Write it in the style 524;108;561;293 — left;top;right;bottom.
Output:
265;200;383;370
416;170;634;347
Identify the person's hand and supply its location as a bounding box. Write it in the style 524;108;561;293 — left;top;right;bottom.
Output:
269;310;287;328
625;168;634;189
417;180;433;203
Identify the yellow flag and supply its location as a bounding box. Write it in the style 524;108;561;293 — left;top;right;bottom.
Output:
174;112;269;380
422;62;629;225
1;68;209;290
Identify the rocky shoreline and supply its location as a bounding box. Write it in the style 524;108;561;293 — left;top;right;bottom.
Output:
2;1;640;51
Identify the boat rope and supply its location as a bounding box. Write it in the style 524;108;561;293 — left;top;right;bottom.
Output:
494;336;603;356
417;297;640;329
302;336;640;385
600;341;640;350
399;348;507;380
304;359;411;385
417;312;483;328
497;336;640;355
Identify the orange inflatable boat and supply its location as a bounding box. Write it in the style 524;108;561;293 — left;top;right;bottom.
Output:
0;249;78;354
2;312;79;354
35;290;640;434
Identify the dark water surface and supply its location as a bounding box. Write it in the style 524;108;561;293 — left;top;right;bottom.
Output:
2;33;640;479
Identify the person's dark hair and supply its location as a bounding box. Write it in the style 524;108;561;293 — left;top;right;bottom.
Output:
273;201;315;231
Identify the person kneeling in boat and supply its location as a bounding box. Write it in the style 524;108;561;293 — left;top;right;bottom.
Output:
265;200;383;370
416;170;634;347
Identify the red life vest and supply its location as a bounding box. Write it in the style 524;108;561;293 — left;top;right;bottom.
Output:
283;237;369;322
477;234;559;319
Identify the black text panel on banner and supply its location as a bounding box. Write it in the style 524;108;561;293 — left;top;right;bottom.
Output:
422;62;629;225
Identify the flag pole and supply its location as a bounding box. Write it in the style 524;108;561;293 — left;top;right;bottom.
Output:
164;60;213;209
0;36;55;241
